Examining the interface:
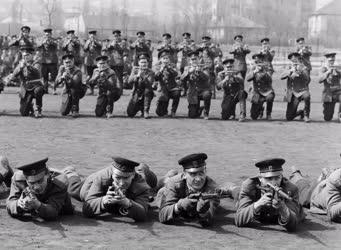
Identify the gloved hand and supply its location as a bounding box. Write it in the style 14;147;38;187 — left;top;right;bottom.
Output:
196;199;210;214
177;197;197;212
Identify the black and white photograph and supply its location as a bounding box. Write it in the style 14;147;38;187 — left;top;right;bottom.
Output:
0;0;340;249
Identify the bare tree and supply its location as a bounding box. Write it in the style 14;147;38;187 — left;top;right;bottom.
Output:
40;0;57;27
11;0;21;23
172;0;212;40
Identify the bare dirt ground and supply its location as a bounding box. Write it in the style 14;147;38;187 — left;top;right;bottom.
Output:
0;74;341;249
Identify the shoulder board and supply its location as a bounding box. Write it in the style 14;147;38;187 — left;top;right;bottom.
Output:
242;177;259;187
166;173;184;186
51;174;68;190
205;176;218;189
107;68;116;77
13;171;26;181
73;66;81;73
129;174;150;195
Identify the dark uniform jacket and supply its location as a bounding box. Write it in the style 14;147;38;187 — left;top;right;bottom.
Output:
280;65;310;101
80;166;150;222
9;36;34;48
310;169;341;222
216;70;244;97
158;173;220;227
6;171;74;220
89;67;120;91
229;44;250;72
11;63;41;98
130;42;151;65
260;50;275;71
235;177;304;232
297;46;312;72
108;42;124;67
9;36;35;66
318;66;341;102
157;43;178;64
62;38;81;64
37;38;58;64
55;65;82;89
154;65;179;93
199;43;219;60
83;39;102;66
246;66;273;102
199;55;214;74
177;41;195;69
181;66;211;104
128;67;155;97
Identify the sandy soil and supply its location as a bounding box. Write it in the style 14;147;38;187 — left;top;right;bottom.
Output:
0;74;340;249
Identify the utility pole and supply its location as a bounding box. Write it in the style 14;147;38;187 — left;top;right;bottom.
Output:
151;0;156;37
123;0;128;36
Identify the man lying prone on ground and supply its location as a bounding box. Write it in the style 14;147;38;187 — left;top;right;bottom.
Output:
61;157;157;222
235;158;305;232
6;157;74;221
157;153;235;227
290;163;341;223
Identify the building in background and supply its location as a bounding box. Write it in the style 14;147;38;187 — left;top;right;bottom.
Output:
210;0;315;45
308;0;341;48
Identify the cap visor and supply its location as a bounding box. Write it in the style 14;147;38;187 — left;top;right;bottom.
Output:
260;171;283;178
112;167;135;177
184;166;205;173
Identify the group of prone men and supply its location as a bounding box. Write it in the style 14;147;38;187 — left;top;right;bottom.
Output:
1;26;340;122
1;153;341;231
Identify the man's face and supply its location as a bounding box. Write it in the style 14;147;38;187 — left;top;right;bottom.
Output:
203;38;210;45
89;34;95;40
161;55;170;64
259;174;283;187
224;61;233;69
235;37;242;43
291;56;300;64
298;40;305;46
262;41;269;47
190;56;198;65
255;58;263;64
184;167;207;191
327;56;335;66
45;32;51;38
113;33;121;41
63;58;74;68
97;60;108;71
22;51;33;62
22;29;29;37
163;37;171;44
183;36;190;42
137;34;145;43
26;173;49;195
112;170;135;190
68;33;75;39
138;58;148;68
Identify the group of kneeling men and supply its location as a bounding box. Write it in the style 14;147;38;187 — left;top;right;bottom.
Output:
1;41;341;122
0;152;340;232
